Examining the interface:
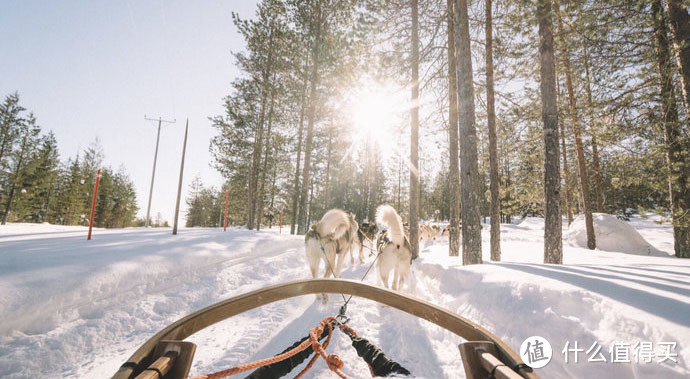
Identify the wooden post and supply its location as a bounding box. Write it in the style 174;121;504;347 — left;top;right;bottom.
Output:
280;205;284;234
223;187;229;231
173;119;189;235
87;169;101;240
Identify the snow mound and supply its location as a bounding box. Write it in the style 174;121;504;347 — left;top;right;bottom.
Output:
566;213;663;255
517;217;545;230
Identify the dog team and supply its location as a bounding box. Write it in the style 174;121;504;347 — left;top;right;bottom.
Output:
305;204;450;295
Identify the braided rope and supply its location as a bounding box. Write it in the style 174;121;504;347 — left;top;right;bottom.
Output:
305;317;347;378
187;317;348;379
295;318;335;378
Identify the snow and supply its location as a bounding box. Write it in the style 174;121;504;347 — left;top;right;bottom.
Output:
565;213;664;255
0;217;688;378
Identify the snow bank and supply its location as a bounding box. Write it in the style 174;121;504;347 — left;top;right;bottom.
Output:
566;213;664;255
517;217;545;230
0;222;100;237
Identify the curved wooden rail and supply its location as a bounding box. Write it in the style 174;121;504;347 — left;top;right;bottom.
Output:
113;278;536;379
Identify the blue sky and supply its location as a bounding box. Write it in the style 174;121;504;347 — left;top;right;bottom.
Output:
1;0;259;225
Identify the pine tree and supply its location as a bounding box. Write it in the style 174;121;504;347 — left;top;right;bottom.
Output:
666;0;690;112
554;0;595;250
290;54;309;234
655;0;690;258
232;0;287;230
454;0;482;265
485;0;501;261
447;0;461;257
537;0;563;264
0;93;24;172
185;176;205;227
2;115;40;224
15;132;59;222
408;0;420;258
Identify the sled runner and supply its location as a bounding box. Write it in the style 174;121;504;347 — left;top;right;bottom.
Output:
112;279;537;379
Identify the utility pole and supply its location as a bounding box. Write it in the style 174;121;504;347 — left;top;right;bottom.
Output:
173;119;188;235
144;115;176;227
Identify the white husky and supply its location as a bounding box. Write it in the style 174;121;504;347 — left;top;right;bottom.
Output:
375;205;415;291
305;209;358;282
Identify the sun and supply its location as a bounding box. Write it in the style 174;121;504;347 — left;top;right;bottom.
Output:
347;82;407;161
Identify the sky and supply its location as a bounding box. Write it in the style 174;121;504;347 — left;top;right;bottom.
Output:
0;0;259;226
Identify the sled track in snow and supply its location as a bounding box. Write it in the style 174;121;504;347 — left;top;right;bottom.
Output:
2;238;304;336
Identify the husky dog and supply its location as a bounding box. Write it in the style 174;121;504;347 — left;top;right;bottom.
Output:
350;222;378;264
305;209;358;300
375;205;416;291
419;221;439;243
441;224;450;238
441;223;462;238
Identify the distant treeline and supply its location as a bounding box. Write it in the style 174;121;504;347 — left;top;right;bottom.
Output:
184;176;225;227
0;92;139;227
184;175;280;228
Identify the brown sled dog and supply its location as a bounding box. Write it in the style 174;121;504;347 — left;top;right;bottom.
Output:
350;222;378;264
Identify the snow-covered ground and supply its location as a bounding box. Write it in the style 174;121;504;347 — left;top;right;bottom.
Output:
0;216;688;378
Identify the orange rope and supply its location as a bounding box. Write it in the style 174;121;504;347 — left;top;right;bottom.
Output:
295;318;335;378
303;317;346;378
187;316;348;379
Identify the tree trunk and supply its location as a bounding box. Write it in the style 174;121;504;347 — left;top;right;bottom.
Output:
537;0;563;264
502;141;512;224
666;0;690;111
559;99;573;225
308;175;315;227
454;0;482;265
554;0;595;250
269;154;278;211
583;45;604;212
325;132;333;209
247;90;266;230
485;0;501;261
398;146;402;210
297;15;322;235
556;71;572;224
409;0;420;258
657;0;690;258
255;82;277;230
367;140;377;221
447;0;461;257
290;55;309;235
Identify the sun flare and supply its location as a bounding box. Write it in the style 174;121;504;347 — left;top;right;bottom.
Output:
347;82;407;161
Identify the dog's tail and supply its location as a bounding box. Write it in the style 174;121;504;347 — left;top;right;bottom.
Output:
376;205;405;246
316;209;350;240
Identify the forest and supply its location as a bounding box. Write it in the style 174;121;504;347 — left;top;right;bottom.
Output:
186;0;690;261
0;93;140;228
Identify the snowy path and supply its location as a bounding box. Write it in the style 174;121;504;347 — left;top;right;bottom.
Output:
0;217;689;378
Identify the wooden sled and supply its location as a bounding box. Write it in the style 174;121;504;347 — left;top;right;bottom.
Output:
112;278;537;379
